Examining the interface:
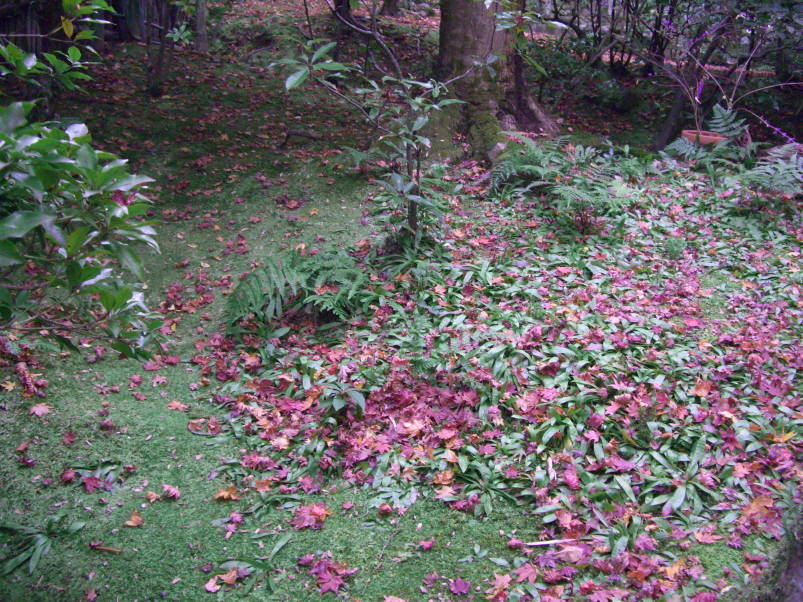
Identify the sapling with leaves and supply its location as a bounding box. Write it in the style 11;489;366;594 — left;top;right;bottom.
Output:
274;37;464;239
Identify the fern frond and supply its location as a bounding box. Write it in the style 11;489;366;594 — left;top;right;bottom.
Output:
665;137;708;161
739;152;803;195
708;104;747;139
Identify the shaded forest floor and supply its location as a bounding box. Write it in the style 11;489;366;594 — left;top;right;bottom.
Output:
1;3;801;601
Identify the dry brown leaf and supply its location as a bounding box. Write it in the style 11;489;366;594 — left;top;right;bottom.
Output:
123;510;143;527
213;486;240;501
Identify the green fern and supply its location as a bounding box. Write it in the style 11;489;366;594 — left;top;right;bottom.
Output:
738;148;802;195
708;104;747;139
490;134;564;191
227;251;374;328
665;136;709;161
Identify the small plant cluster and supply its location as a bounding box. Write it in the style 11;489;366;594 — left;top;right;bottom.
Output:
226;249;371;328
0;514;85;575
491;135;651;233
665;104;802;199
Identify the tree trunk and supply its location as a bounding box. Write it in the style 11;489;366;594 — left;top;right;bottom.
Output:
334;0;352;24
380;0;400;17
436;0;557;160
195;0;208;52
654;87;685;150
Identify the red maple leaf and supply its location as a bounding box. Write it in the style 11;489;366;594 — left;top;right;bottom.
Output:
316;572;345;594
290;503;332;530
82;476;102;493
513;563;539;584
162;484;181;499
449;578;471;595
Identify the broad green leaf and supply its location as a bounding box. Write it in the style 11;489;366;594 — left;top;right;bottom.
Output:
0;210;59;241
668;485;686;511
315;61;348;71
0;102;29;135
285;68;309;90
311;41;336;63
0;240;24;266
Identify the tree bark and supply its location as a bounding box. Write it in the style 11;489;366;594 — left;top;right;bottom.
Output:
195;0;208;52
436;0;557;160
380;0;400;17
334;0;352;23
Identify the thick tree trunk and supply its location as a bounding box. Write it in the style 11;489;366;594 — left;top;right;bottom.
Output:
654;87;685;150
334;0;352;23
380;0;400;17
436;0;557;160
195;0;208;52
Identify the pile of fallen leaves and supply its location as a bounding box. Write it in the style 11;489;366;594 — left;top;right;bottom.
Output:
184;161;803;598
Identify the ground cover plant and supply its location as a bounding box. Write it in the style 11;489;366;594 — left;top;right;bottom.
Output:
1;0;801;600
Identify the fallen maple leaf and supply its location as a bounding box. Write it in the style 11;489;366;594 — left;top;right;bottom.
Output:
485;573;512;601
219;568;238;585
290;503;332;530
29;403;52;416
213;486;240;501
204;576;221;593
82;476;102;493
145;490;161;503
418;539;435;551
513;563;539;584
254;479;272;493
317;571;345;594
162;484;180;499
124;510;143;527
742;494;773;519
166;400;189;412
693;530;723;544
691;380;713;398
554;545;586;563
449;577;471;595
662;556;685;580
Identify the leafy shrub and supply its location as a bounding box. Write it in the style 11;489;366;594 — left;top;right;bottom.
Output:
0;102;160;357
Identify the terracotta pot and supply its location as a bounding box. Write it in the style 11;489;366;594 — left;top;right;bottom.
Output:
681;130;727;146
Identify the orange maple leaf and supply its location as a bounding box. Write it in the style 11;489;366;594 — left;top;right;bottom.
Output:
691;380;712;398
124;510;143;527
213;486;240;501
663;558;685;580
693;530;723;544
219;568;238;585
742;494;773;519
255;479;272;493
166;400;189;412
